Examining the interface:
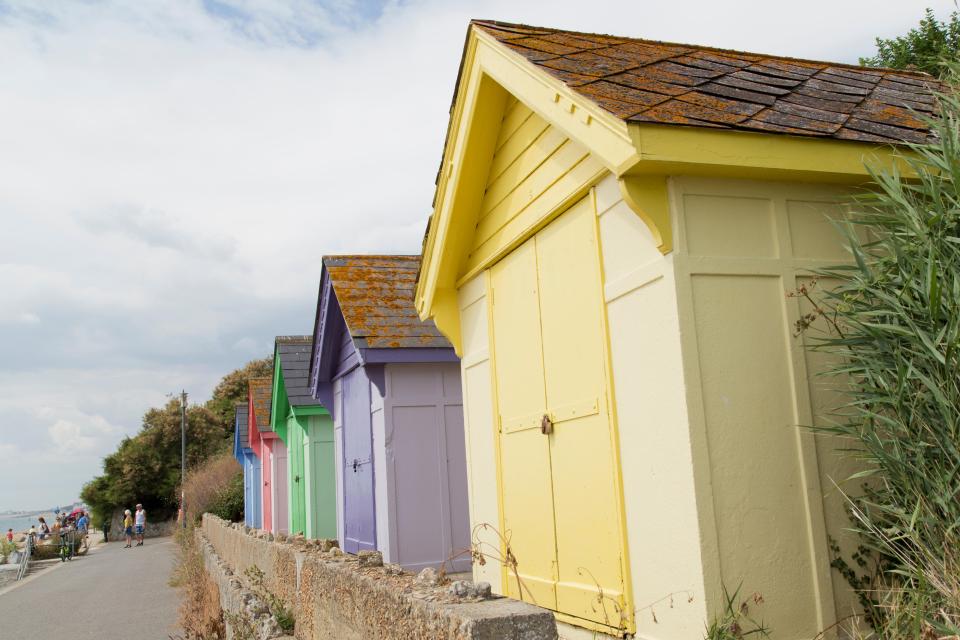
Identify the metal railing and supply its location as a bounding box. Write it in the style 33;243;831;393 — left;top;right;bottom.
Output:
15;534;33;581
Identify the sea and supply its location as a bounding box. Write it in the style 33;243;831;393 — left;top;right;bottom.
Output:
0;513;55;534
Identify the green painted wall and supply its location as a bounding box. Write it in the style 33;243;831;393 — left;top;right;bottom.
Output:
272;354;335;539
303;413;336;539
286;411;308;535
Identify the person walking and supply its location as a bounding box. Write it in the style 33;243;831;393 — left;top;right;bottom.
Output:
76;512;89;550
134;504;146;547
76;512;88;534
5;528;12;542
122;510;134;548
37;517;50;540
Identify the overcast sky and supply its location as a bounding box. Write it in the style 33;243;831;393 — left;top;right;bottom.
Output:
0;0;951;512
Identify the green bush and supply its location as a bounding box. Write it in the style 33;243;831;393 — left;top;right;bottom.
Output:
803;69;960;637
207;471;244;523
0;539;16;563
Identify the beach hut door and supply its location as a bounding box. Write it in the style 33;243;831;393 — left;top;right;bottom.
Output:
273;441;289;535
490;198;626;630
342;372;377;554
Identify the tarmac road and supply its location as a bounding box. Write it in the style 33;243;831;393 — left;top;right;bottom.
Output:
0;537;180;639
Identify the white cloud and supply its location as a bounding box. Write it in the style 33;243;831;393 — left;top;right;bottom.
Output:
0;0;954;510
48;413;118;455
232;336;269;353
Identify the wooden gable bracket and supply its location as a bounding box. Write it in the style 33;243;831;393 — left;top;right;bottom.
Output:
618;174;672;255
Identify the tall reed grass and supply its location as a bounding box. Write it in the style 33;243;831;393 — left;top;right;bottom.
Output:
806;67;960;638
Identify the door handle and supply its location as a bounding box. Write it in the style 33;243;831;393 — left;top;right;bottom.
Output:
352;459;359;472
540;414;553;435
294;475;300;483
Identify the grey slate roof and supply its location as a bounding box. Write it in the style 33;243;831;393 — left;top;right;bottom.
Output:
235;402;249;448
276;336;321;407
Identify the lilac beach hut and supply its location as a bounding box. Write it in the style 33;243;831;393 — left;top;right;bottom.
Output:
309;255;471;572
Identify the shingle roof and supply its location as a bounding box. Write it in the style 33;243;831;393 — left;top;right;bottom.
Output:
275;336;321;407
235;402;249;449
324;255;451;349
249;377;273;432
474;20;940;144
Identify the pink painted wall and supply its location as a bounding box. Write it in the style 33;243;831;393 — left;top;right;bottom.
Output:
261;437;274;532
248;393;270;531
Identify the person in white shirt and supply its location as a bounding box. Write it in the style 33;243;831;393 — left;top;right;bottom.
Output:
134;504;146;547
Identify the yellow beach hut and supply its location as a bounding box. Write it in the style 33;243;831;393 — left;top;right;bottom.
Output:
415;20;937;640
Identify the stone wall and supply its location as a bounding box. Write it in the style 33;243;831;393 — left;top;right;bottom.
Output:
200;514;558;640
109;510;175;540
200;533;295;640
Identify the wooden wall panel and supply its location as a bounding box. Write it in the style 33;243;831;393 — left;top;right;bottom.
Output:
673;177;856;639
463;103;602;277
456;274;501;589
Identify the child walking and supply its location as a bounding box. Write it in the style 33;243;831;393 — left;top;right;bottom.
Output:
123;509;134;548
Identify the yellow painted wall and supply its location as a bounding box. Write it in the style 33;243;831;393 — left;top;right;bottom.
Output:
670;177;859;639
456;273;503;589
594;173;710;639
452;168;863;640
437;60;864;635
462;99;604;279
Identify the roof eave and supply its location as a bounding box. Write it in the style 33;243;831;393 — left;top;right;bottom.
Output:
627;122;911;181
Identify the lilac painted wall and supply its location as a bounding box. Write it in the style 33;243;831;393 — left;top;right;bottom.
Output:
341;365;376;553
333;378;345;545
382;362;470;572
308;261;469;570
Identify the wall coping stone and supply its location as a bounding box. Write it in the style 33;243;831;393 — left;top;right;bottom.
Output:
201;514;558;640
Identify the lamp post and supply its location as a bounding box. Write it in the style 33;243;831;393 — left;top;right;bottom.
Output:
180;390;187;528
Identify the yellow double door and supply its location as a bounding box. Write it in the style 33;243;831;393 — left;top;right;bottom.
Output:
490;197;629;632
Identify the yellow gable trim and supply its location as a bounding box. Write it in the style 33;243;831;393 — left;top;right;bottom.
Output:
472;29;640;175
416;25;640;344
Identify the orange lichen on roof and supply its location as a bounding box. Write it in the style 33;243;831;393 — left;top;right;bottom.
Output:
248;377;273;432
473;20;940;144
324;255;452;350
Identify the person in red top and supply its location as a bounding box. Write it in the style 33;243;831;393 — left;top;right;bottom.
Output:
5;529;12;542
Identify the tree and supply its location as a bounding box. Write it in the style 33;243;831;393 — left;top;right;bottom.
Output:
81;400;226;521
205;357;272;428
81;357;271;523
861;8;960;76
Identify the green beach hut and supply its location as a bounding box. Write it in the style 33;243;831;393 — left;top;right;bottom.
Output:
271;335;336;539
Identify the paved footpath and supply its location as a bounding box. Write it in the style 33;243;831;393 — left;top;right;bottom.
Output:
0;537;180;639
